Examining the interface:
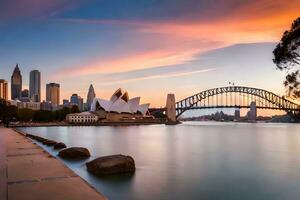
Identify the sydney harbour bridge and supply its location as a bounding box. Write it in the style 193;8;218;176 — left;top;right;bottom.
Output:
155;86;300;121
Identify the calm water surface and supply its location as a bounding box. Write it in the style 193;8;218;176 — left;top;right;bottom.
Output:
20;122;300;200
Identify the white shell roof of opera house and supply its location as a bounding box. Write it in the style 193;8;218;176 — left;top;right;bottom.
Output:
90;88;150;116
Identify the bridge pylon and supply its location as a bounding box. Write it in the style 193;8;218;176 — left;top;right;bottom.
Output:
166;94;177;123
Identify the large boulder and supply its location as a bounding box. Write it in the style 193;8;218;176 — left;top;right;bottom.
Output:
86;154;135;176
54;142;67;150
58;147;90;159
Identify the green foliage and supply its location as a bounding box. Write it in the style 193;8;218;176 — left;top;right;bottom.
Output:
273;17;300;97
0;99;72;124
17;108;35;122
33;110;54;122
0;99;18;126
71;105;80;113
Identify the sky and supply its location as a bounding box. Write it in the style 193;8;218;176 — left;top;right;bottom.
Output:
0;0;299;116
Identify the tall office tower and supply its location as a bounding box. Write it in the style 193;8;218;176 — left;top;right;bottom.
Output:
11;64;22;100
78;96;84;112
29;70;41;102
0;79;8;100
86;84;96;111
46;83;60;106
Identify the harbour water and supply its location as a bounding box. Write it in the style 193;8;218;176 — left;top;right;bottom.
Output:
20;122;300;200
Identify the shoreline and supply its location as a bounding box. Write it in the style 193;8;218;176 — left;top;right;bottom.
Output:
0;127;107;200
8;120;167;127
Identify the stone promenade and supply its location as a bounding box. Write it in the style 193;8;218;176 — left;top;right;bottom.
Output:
0;127;107;200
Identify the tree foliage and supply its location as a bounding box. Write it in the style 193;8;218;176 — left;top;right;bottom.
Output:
0;99;18;126
0;99;72;124
273;17;300;97
71;105;80;113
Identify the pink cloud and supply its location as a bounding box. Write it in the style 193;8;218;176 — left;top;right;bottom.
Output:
55;0;300;79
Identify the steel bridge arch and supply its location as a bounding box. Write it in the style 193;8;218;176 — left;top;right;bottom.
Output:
175;86;300;117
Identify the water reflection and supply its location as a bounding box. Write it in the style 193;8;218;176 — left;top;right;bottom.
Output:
20;122;300;200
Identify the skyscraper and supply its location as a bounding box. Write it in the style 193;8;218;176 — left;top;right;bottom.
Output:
46;83;60;106
70;94;84;111
29;70;41;102
11;64;22;100
0;79;8;100
86;84;96;111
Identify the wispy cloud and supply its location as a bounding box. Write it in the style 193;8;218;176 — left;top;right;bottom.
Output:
99;68;216;85
57;47;213;77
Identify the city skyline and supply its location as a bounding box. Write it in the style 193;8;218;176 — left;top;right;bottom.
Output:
0;1;300;114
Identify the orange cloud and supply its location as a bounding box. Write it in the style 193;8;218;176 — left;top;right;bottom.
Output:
60;47;217;77
57;0;300;78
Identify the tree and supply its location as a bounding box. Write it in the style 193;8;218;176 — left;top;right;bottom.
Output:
273;17;300;97
71;105;80;113
17;108;35;122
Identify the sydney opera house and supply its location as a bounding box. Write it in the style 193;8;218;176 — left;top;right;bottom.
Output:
90;88;151;121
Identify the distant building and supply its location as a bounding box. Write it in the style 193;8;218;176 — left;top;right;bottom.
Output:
234;109;240;121
21;89;29;98
25;102;41;110
63;99;69;106
29;70;41;102
0;79;8;100
40;101;52;111
78;96;84;111
86;84;96;111
9;100;40;110
70;94;79;104
70;94;84;111
247;101;257;121
46;83;60;106
19;89;30;102
66;112;99;124
11;64;22;100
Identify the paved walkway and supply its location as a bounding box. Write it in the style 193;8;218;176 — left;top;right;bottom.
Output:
0;127;107;200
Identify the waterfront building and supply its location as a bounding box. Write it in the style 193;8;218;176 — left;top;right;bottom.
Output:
25;102;41;110
11;64;22;100
90;88;150;117
46;83;60;106
9;100;40;110
0;79;8;100
29;70;41;102
40;101;52;111
86;84;96;111
66;112;99;124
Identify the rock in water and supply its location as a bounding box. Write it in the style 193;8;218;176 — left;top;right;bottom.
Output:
86;154;135;176
42;140;57;146
58;147;90;159
54;142;67;150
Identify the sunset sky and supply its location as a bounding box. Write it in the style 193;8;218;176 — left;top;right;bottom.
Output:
0;0;299;115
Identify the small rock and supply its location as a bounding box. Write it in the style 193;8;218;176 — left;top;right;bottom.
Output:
58;147;90;159
43;140;57;146
54;142;67;150
86;154;135;176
